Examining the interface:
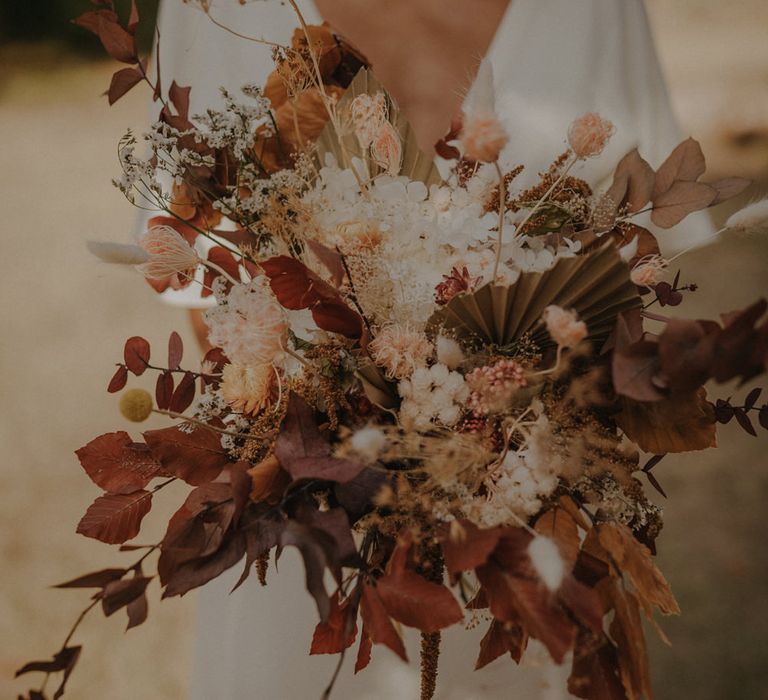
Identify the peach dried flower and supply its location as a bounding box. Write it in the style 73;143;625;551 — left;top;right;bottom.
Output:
461;110;508;163
220;363;275;415
137;225;200;290
369;324;433;380
542;305;587;348
371;120;402;176
630;255;668;287
568;112;615;159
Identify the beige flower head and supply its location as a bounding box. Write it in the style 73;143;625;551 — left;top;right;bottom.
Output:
350;92;387;149
137;225;200;289
371;121;402;176
567;112;615;159
220;363;275;415
542;305;588;348
630;255;668;288
369;324;433;380
461;60;508;163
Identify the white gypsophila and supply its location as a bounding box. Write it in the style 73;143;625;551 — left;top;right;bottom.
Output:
192;87;272;160
220;414;252;452
193;386;229;423
113;136;160;199
397;363;469;432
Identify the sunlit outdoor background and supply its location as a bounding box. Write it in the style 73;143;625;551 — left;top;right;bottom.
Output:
1;1;766;697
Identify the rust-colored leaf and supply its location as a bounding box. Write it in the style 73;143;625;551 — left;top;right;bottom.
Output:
534;504;581;570
76;490;153;544
168;331;184;368
359;581;407;661
375;570;463;633
144;424;229;485
107;66;142;105
440;520;504;575
616;388;716;454
597;523;679;617
606;583;652;700
76;431;162;494
475;619;527;669
310;590;358;654
107;364;129;393
247;454;290;504
169;371;196;413
355;626;373;673
155;371;174;410
124;336;150;375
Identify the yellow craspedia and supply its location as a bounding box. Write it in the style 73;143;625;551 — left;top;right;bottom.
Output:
119;388;153;422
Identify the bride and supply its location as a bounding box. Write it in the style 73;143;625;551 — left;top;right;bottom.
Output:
140;1;708;697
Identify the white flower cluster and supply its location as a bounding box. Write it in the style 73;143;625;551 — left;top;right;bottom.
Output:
192;87;272;160
473;412;561;526
112;133;160;199
398;363;469;431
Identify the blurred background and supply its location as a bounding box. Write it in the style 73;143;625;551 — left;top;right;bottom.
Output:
1;0;766;698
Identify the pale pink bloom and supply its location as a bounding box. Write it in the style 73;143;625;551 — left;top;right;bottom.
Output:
630;255;668;287
567;112;615;159
369;324;433;380
371;121;402;176
204;279;288;367
137;225;200;290
350;92;387;149
461;110;508;163
466;359;528;415
220;363;275;415
542;305;588;348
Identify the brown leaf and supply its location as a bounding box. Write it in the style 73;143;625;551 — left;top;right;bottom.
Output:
612;149;655;213
231;514;283;592
375;570;463;633
310;590;358;654
355;626;373;673
650;180;717;229
306;239;345;288
168;81;192;121
101;576;152;616
534;504;581;570
247;454;290;504
169;371;196;413
274;393;364;483
124;336;150;375
710;176;751;206
597;523;679;617
107;364;129;393
168;331;184;368
54;568;127;589
359;581;407;661
76;490;152;544
652;137;706;199
144;424;230;485
440;520;504;575
76;432;162;494
616;388;716;454
606;583;652;700
107;66;143;105
475;619;527;669
612;339;664;402
568;632;628;700
261;256;364;339
155;371;174;410
657;318;716;392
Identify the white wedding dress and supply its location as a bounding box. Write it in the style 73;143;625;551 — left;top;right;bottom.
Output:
139;2;711;697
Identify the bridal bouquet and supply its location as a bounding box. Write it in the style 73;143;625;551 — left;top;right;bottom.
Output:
18;4;768;699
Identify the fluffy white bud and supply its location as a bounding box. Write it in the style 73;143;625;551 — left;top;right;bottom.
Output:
725;199;768;235
528;536;565;592
349;426;387;463
436;335;465;369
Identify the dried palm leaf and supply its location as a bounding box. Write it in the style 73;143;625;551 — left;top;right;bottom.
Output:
428;243;641;347
314;68;442;186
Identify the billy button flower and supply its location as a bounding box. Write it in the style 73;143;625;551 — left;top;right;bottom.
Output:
119;388;154;423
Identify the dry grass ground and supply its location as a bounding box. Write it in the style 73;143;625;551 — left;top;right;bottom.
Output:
1;2;767;698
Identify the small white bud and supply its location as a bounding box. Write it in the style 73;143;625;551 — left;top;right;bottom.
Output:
528;536;565;592
435;335;465;370
349;426;387;463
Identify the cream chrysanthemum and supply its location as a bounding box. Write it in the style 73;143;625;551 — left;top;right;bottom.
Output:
205;279;288;367
220;363;275;415
369;324;433;380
